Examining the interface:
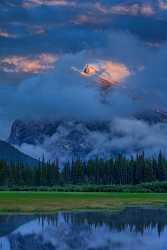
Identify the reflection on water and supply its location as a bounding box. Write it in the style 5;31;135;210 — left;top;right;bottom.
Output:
0;207;167;250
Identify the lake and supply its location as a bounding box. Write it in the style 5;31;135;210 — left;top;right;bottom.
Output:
0;207;167;250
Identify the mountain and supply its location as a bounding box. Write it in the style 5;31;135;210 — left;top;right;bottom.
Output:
8;120;62;146
8;119;110;146
8;120;111;163
0;215;35;237
0;140;38;166
8;110;167;164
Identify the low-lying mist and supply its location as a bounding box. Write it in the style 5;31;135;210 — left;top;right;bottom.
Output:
16;118;167;164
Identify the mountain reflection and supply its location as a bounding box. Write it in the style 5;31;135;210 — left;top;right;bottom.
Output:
41;207;167;235
1;207;167;250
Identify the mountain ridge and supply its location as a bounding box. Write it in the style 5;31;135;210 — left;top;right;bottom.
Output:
0;140;38;166
8;110;167;164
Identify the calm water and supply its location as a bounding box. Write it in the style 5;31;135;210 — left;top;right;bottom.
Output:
0;207;167;250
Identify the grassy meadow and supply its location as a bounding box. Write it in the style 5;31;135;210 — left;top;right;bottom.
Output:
0;192;167;213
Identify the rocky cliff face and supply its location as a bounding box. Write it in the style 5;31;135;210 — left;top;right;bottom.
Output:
8;120;61;145
8;120;112;163
8;120;111;146
8;110;167;164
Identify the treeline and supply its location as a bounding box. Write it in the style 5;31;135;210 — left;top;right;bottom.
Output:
1;182;167;193
0;152;167;188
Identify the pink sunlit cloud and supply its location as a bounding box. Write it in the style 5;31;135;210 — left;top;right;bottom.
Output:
0;29;17;38
97;61;131;86
27;25;46;35
73;15;101;25
79;60;131;86
95;2;155;16
22;0;75;8
159;0;167;10
0;53;58;73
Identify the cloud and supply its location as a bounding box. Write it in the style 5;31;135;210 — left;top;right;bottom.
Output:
25;24;47;35
95;2;155;16
0;46;138;132
0;27;18;38
0;30;166;128
1;1;167;159
17;143;49;161
17;118;167;162
109;118;167;156
0;31;13;38
73;15;102;25
79;60;131;86
22;0;75;8
97;61;131;86
159;0;167;10
112;3;155;16
145;42;163;48
0;53;58;73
